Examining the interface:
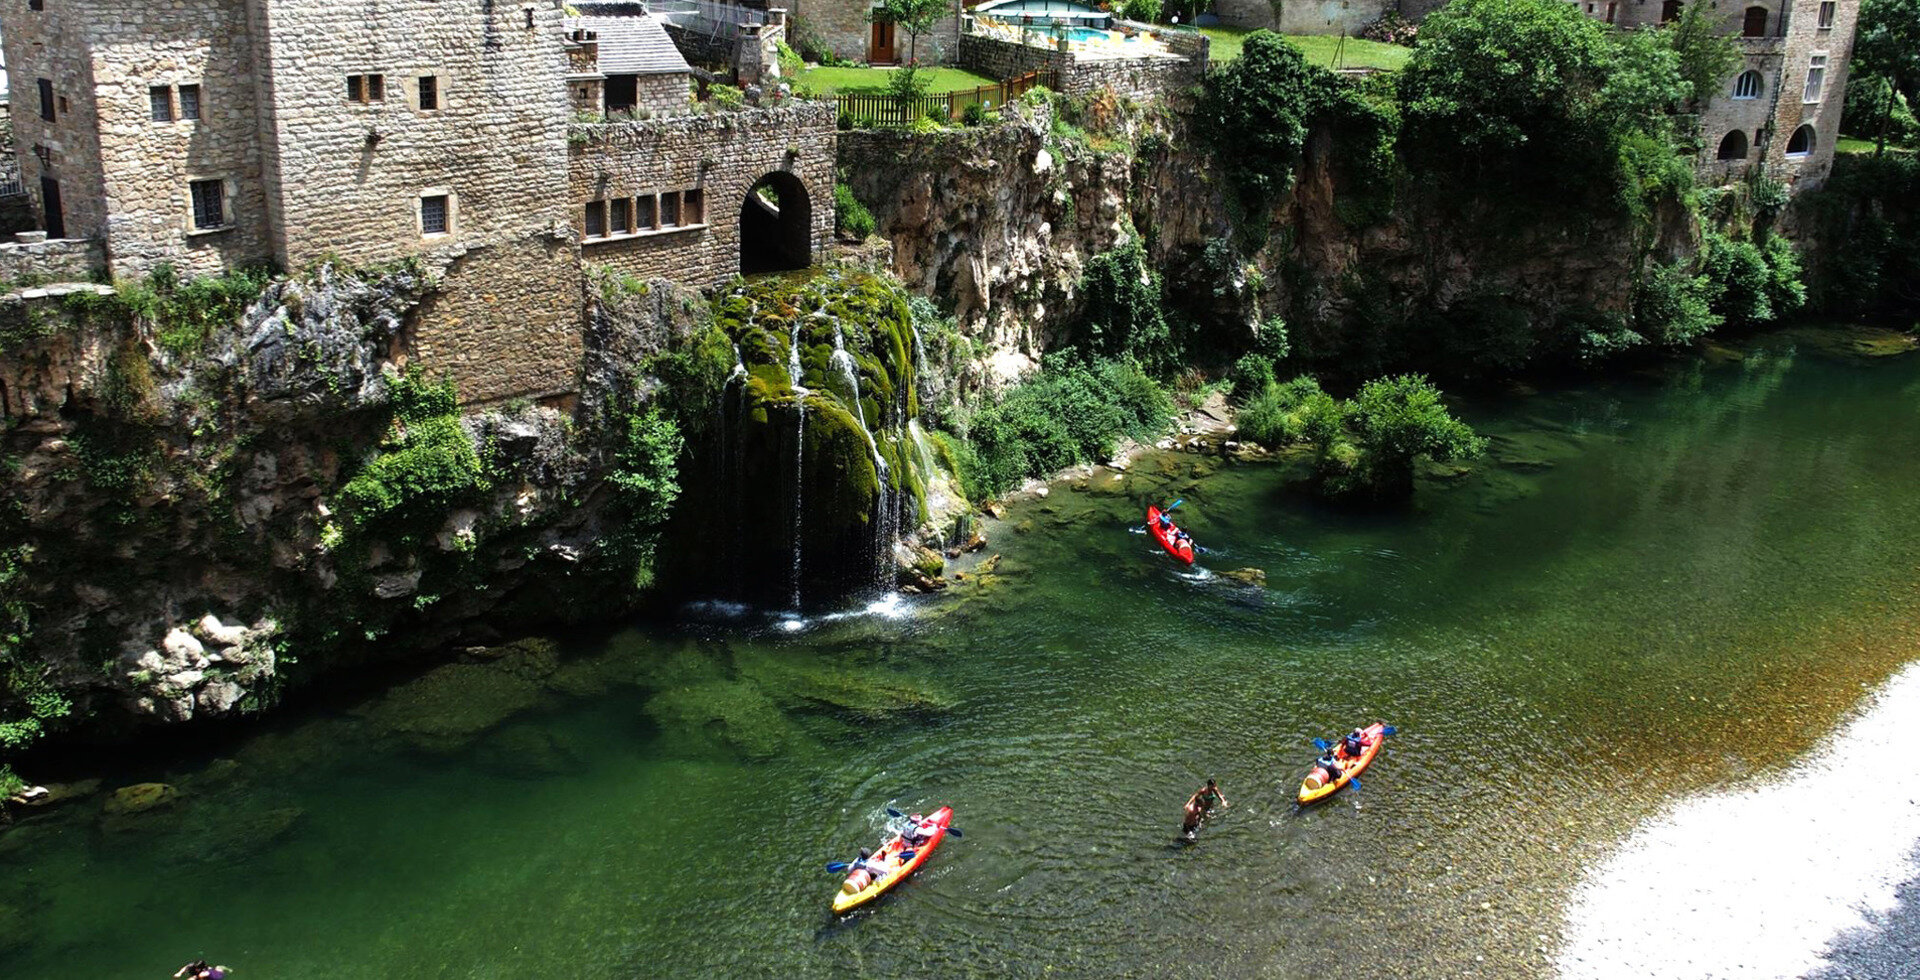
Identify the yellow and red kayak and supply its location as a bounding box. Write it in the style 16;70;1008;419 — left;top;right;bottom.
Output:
1298;722;1389;804
832;806;953;914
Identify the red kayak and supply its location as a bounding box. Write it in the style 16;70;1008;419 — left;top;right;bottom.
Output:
1146;506;1195;564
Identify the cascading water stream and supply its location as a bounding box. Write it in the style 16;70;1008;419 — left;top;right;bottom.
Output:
829;323;899;591
788;321;809;611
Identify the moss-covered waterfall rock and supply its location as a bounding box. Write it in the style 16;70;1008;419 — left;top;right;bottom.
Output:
695;271;935;606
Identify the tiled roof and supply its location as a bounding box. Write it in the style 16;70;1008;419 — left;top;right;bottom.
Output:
570;12;693;76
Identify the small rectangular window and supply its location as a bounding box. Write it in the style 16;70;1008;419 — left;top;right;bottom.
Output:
38;79;54;121
636;195;656;230
347;74;385;104
418;75;439;111
29;0;45;10
1804;54;1827;103
683;188;704;225
190;179;226;231
150;86;174;122
421;194;449;235
660;192;680;227
1817;0;1835;27
609;198;630;234
584;200;605;238
179;85;200;121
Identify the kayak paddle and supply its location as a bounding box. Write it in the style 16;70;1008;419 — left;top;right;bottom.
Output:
885;807;962;836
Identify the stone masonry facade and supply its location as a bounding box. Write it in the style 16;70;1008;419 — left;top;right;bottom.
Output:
958;24;1207;101
1;0;837;405
569;102;836;284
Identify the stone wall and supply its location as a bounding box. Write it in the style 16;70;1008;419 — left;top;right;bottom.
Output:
958;32;1203;101
81;0;274;279
568;101;835;285
2;0;112;248
784;0;963;65
1756;0;1856;188
0;236;103;284
407;231;587;405
1211;0;1390;34
248;0;582;402
635;73;693;114
0;195;35;238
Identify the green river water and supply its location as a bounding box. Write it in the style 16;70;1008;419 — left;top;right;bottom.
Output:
4;332;1920;979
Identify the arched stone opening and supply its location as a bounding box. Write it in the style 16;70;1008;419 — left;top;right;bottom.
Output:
1785;124;1816;158
1717;130;1749;160
1732;70;1763;99
739;172;812;275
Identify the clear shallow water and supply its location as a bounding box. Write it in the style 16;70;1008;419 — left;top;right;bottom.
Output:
5;336;1920;979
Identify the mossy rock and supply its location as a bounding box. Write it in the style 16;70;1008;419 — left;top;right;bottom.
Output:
103;782;179;815
366;662;546;754
739;652;955;720
477;637;561;681
474;724;586;780
643;679;813;761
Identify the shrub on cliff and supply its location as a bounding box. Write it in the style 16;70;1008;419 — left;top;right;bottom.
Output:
1197;31;1337;212
603;406;684;589
339;371;491;533
960;356;1172;498
1699;232;1806;331
1631;261;1722;348
1236;375;1339;447
1076;240;1176;370
835;182;876;241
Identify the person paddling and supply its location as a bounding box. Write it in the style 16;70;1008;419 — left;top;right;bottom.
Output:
1342;728;1366;758
1314;749;1343;785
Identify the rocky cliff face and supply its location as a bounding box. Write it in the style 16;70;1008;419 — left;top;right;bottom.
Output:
0;263;706;737
840;96;1701;383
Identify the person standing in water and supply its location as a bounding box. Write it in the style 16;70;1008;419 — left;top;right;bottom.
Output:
1182;778;1229;835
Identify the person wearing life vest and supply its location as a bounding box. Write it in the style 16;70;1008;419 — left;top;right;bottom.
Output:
1314;749;1343;786
1342;728;1366;758
901;814;935;847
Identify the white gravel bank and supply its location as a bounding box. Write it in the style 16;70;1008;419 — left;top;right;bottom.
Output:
1559;662;1920;980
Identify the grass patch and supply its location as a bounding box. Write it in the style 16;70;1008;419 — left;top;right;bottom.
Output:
1836;135;1915;155
793;65;999;95
1199;26;1412;70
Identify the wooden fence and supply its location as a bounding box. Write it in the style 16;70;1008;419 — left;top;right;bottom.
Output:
833;70;1056;127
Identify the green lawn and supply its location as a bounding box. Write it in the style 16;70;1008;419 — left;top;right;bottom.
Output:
1198;26;1413;71
792;65;1000;96
1836;135;1915;155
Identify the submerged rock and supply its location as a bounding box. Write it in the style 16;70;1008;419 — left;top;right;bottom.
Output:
103;782;179;815
475;724;585;780
1222;567;1267;587
365;662;546;754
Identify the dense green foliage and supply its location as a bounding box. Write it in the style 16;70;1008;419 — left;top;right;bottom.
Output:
834;182;876;241
1075;241;1177;371
1198;32;1391;214
1122;0;1162;22
1698;232;1806;330
603;407;685;589
0;538;66;798
1227;318;1292;403
1238;374;1483;501
1397;0;1690;212
340;371;491;533
67;264;277;358
1801;154;1920;316
961;356;1173;498
1850;0;1920;152
1630;261;1722;348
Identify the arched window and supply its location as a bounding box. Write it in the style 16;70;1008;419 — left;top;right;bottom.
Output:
1716;130;1749;160
1785;124;1816;158
1742;6;1768;36
1661;0;1682;22
1732;70;1763;100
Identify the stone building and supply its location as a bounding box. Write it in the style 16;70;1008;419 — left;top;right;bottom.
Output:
0;0;835;404
784;0;967;66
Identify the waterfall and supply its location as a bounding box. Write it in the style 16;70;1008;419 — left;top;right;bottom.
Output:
722;345;748;601
788;325;809;611
829;324;899;591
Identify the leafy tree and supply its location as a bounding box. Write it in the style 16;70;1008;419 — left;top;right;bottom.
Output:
1632;261;1722;346
1852;0;1920;153
1398;0;1684;206
871;0;950;67
1659;3;1743;110
1335;374;1486;499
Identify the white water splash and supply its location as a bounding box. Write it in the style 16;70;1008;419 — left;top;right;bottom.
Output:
1558;662;1920;980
